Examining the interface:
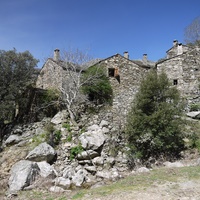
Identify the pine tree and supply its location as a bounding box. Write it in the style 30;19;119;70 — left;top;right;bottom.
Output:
126;70;185;164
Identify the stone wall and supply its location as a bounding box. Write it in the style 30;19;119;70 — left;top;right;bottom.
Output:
96;54;149;127
36;59;64;90
157;48;200;98
167;42;190;58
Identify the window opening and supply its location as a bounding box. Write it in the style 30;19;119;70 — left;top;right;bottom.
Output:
173;79;178;85
108;68;115;77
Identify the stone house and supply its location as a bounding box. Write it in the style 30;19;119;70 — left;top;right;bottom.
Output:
94;52;151;123
36;50;152;125
36;49;66;90
36;41;200;122
156;40;200;98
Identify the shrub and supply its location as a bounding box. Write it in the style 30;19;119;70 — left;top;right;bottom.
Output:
45;123;62;147
126;70;185;165
70;144;83;160
62;123;71;132
81;65;113;105
190;103;200;111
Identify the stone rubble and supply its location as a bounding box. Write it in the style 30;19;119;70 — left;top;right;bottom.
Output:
1;108;199;196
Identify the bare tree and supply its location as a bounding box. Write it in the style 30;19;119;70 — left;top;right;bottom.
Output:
184;16;200;46
60;48;103;123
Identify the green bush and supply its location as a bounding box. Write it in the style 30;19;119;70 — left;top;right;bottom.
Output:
62;123;71;132
190;103;200;111
126;70;185;165
45;123;62;147
81;65;113;105
70;144;83;160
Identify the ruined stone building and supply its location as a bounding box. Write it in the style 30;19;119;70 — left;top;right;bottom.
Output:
93;53;151;122
156;40;200;98
36;49;152;124
36;41;200;124
36;49;66;90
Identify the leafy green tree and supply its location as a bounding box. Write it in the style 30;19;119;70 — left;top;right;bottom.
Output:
81;65;113;105
126;70;185;164
0;49;38;122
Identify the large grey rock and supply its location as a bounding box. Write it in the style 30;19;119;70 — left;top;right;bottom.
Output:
79;126;106;150
96;169;120;180
49;186;65;193
87;124;99;131
163;161;184;168
54;177;71;189
37;161;57;178
136;167;150;173
72;169;88;187
84;166;97;173
99;120;109;128
92;157;104;166
8;160;40;192
5;135;21;146
77;150;99;160
26;142;56;163
51;110;68;125
62;166;75;179
196;158;200;166
186;111;200;119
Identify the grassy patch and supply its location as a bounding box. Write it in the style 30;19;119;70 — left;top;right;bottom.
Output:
70;166;200;199
14;166;200;200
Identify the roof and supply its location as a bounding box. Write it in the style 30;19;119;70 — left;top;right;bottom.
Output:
166;44;191;53
91;53;152;69
156;47;200;65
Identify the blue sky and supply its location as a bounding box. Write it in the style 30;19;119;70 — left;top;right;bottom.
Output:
0;0;199;67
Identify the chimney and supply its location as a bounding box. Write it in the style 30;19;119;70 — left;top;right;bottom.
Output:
173;40;178;47
54;49;60;61
177;43;183;55
123;51;129;59
143;54;147;64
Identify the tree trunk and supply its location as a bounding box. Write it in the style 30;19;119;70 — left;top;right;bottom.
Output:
67;105;77;125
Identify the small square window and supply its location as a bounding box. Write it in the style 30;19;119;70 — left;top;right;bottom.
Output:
108;68;115;77
173;79;178;85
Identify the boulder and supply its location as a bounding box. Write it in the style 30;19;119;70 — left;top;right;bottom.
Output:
186;111;200;119
92;157;104;166
72;169;88;187
163;161;184;168
105;157;115;167
5;135;21;146
54;177;71;189
8;160;40;192
99;120;109;128
62;166;75;179
79;128;106;151
102;127;110;134
51;110;68;125
49;186;66;193
77;150;99;160
26;142;56;163
84;166;97;173
37;161;57;178
196;158;200;166
136;167;150;173
87;124;100;131
96;169;120;180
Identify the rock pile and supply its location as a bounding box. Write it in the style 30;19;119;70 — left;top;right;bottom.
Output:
2;110;128;196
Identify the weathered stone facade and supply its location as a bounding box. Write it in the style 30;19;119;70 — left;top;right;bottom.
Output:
95;54;150;125
36;41;200;119
166;40;191;58
157;42;200;98
36;51;151;126
36;58;64;90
